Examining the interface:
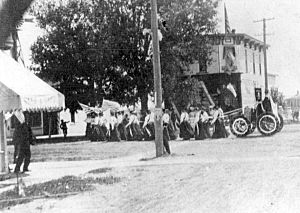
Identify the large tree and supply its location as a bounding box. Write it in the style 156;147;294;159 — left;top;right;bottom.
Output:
30;0;219;114
31;0;121;110
101;0;153;113
100;0;219;114
158;0;219;109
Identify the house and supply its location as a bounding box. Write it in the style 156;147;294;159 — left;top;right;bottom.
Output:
184;32;273;112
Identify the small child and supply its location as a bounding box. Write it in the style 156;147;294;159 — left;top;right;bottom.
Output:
60;119;69;139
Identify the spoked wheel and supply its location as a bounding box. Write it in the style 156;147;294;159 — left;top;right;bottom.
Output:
256;112;278;136
230;116;250;137
276;114;284;132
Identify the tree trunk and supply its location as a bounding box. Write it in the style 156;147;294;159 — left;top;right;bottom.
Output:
89;79;96;107
140;92;148;121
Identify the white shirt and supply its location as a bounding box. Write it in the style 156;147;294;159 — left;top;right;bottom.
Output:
194;111;200;123
143;114;150;128
218;108;224;118
99;116;109;129
127;114;139;126
210;110;219;124
162;113;170;124
200;111;209;122
110;116;117;130
210;108;224;124
117;114;123;124
180;111;189;123
149;112;155;123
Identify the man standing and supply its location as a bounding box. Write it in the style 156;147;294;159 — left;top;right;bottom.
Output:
60;119;69;139
262;89;273;113
14;112;34;173
162;109;171;155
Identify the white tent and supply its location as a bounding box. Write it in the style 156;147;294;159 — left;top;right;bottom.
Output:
0;51;65;173
0;51;65;112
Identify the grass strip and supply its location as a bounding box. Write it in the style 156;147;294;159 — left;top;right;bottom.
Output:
0;175;121;209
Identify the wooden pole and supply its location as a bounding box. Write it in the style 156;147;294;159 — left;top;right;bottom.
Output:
48;114;52;138
254;17;274;91
150;0;163;157
263;19;268;90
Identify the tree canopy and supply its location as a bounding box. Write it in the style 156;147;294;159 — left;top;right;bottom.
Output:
30;0;219;113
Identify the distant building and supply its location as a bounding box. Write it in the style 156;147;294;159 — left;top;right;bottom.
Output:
183;32;272;111
285;91;300;112
267;73;278;90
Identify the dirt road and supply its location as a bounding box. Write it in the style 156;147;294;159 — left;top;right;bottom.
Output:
2;124;300;213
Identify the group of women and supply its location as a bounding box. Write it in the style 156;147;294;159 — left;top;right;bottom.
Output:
85;104;229;143
86;109;144;142
178;105;229;140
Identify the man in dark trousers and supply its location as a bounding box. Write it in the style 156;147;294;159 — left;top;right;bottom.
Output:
60;119;69;139
262;89;273;113
14;113;34;173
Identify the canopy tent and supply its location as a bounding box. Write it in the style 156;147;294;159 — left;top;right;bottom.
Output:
0;51;65;173
0;51;65;112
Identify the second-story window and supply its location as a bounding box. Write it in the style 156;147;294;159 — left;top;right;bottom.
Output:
253;52;255;74
245;49;248;73
259;54;262;75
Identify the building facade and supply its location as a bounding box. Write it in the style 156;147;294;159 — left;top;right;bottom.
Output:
186;33;270;111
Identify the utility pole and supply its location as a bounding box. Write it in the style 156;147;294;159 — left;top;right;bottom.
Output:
150;0;164;157
254;18;274;91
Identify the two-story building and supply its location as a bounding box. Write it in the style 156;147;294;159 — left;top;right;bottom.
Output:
185;32;270;112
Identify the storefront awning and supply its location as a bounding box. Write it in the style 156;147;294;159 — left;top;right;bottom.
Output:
0;51;65;112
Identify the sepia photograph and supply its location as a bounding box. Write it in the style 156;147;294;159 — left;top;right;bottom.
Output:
0;0;300;212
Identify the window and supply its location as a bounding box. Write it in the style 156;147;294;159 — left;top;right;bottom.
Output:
259;54;262;75
223;46;236;59
11;113;42;128
245;49;248;73
25;112;42;127
253;53;255;74
71;111;75;123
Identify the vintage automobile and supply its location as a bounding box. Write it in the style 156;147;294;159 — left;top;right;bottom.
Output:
229;102;284;137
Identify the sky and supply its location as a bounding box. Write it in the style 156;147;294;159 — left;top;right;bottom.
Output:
218;0;300;98
18;0;300;98
18;17;44;68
